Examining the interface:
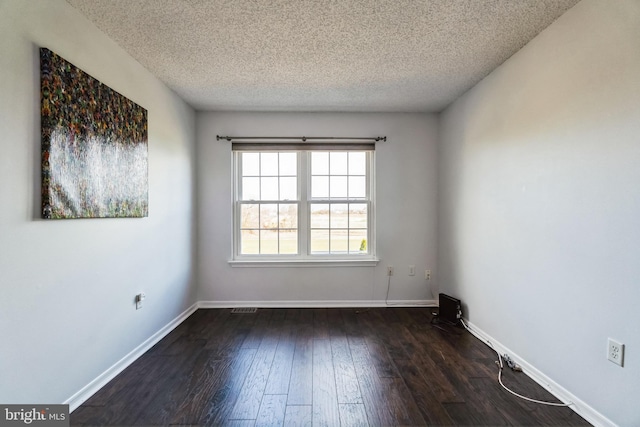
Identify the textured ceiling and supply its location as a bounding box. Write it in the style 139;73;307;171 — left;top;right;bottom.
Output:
66;0;579;112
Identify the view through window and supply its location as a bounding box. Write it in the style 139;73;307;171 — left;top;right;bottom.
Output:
239;152;298;254
234;150;374;259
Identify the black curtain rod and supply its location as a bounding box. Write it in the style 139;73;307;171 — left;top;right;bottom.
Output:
216;135;386;142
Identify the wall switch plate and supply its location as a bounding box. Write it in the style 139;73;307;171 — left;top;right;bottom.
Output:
409;265;415;276
608;338;624;367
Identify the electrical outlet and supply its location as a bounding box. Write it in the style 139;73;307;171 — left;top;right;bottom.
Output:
409;265;415;276
387;266;394;276
425;269;431;280
608;338;624;367
135;293;146;310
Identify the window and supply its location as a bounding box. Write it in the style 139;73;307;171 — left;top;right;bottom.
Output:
233;148;375;263
238;152;299;255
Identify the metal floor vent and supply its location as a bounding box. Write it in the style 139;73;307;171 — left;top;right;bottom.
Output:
231;307;258;314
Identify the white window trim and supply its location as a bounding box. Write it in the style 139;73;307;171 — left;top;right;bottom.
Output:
228;259;379;268
229;150;378;266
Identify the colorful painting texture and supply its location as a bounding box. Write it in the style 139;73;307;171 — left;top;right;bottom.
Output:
40;48;148;219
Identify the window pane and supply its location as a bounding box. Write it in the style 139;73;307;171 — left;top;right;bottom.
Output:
311;176;329;198
260;204;278;229
310;204;329;228
279;204;298;228
311;152;329;175
260;230;279;254
279;229;298;254
330;203;348;228
240;204;259;229
242;153;260;176
260;153;278;176
236;150;372;259
242;177;260;200
349;152;366;175
329;176;348;198
279;153;297;176
261;177;278;200
330;229;348;253
310;229;329;253
241;230;259;254
348;176;366;199
330;152;348;175
349;204;368;229
349;229;368;253
279;177;297;201
261;153;279;175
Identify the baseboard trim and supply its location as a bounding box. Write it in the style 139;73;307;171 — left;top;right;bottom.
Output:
385;299;437;307
64;299;435;412
463;319;615;427
64;303;198;412
198;299;437;308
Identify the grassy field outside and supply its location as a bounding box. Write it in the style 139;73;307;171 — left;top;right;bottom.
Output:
240;207;368;255
240;230;367;255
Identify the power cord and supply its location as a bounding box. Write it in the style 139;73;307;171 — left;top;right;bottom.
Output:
385;273;391;304
430;311;463;334
357;269;394;312
384;273;406;306
459;318;572;407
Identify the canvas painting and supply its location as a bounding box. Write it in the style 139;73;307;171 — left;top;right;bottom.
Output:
40;48;148;219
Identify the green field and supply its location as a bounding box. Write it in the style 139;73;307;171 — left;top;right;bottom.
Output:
240;232;367;255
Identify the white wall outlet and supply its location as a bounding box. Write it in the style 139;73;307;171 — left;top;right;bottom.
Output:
387;266;394;276
409;265;415;276
425;269;431;280
135;293;146;310
608;338;624;367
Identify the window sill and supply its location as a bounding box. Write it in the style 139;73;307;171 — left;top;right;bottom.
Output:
228;258;379;268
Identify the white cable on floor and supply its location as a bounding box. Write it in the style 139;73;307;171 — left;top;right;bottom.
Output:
459;318;572;407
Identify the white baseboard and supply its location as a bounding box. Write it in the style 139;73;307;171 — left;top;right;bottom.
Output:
463;319;615;427
198;299;437;308
64;299;434;412
64;303;198;412
385;299;437;307
62;302;616;425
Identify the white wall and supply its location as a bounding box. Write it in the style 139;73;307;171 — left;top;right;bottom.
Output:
438;1;640;425
197;112;438;305
0;0;197;405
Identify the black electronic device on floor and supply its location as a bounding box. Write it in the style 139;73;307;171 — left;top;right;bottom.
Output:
438;293;462;325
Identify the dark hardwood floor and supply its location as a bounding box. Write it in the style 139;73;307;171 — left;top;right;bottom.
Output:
71;308;590;426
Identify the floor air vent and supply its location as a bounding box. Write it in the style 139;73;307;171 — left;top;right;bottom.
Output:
231;307;258;314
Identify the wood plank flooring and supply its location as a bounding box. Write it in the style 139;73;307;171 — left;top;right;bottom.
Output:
71;308;590;426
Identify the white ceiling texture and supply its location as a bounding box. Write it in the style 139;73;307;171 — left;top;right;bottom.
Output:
66;0;579;112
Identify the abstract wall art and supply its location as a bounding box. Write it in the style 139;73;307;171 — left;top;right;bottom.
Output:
40;48;148;219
